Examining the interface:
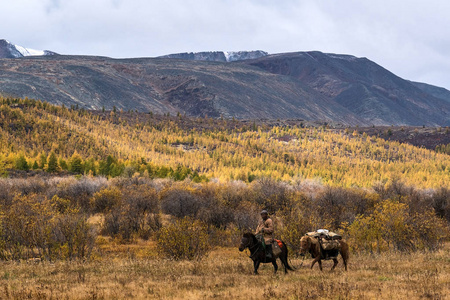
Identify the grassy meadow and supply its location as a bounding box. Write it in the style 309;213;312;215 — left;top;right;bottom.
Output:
0;242;449;300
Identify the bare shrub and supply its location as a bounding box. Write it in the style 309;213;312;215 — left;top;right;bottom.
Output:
160;186;200;218
196;184;234;229
101;185;161;241
53;176;107;212
0;179;14;206
232;201;260;231
251;177;293;212
431;187;450;222
13;177;48;195
314;187;378;229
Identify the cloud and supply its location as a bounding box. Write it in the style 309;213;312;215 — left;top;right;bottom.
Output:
1;0;450;89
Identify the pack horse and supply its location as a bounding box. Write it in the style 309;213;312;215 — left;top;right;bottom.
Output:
299;229;349;271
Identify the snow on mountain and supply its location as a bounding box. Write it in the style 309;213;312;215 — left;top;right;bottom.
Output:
0;39;57;58
159;50;268;62
14;44;46;57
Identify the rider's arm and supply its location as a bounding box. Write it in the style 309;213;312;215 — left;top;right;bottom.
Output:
264;219;274;234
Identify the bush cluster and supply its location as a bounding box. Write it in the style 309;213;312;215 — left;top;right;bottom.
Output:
156;217;210;260
0;175;448;261
0;193;95;260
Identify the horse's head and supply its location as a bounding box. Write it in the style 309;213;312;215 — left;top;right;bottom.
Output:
239;232;255;252
299;236;311;256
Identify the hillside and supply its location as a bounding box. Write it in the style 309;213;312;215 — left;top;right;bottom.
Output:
0;51;449;126
0;55;361;124
1;98;449;188
245;52;450;126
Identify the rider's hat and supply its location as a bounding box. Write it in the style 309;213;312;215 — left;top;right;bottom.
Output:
260;209;268;215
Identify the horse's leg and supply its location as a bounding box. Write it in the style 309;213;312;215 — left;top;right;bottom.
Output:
280;256;288;274
318;259;323;271
342;253;348;271
331;258;338;271
253;260;260;275
272;260;278;274
311;257;320;270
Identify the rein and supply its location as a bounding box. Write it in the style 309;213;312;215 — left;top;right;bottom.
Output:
244;238;262;259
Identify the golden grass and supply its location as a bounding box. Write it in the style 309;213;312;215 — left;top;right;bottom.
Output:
0;242;449;300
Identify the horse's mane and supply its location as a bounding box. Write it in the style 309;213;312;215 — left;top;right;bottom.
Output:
243;232;256;239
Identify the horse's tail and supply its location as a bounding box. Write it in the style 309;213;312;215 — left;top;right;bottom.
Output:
282;241;295;271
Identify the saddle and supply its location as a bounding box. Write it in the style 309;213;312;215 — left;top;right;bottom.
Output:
272;239;283;257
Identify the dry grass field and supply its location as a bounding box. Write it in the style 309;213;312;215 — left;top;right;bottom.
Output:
0;241;448;300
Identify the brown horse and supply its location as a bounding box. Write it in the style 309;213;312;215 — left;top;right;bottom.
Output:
239;233;294;275
299;235;349;271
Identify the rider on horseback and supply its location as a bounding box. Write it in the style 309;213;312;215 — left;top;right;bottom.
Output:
255;210;274;259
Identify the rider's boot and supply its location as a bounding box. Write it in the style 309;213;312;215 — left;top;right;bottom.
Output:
265;244;272;260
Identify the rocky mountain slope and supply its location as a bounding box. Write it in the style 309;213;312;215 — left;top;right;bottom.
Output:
244;52;450;126
0;48;449;126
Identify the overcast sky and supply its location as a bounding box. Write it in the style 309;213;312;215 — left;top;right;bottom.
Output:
2;0;450;89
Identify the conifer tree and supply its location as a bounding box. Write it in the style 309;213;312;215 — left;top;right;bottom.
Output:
15;155;29;171
47;152;59;173
69;152;83;174
39;152;47;169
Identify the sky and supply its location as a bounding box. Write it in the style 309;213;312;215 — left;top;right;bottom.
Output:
2;0;450;89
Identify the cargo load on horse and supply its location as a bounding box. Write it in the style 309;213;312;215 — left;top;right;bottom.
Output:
306;229;341;253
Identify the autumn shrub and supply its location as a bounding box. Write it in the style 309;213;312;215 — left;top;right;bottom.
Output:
0;193;96;260
0;193;52;260
347;199;449;253
156;217;210;260
90;186;122;213
408;209;449;251
51;211;96;259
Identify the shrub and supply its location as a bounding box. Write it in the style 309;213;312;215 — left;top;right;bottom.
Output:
251;178;292;212
431;187;450;222
90;187;122;213
157;218;210;260
101;185;161;241
160;186;200;218
52;176;107;212
51;212;96;260
0;193;96;260
196;184;234;228
347;199;449;253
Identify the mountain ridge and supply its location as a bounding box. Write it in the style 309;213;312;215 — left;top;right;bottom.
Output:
0;44;449;126
158;50;268;62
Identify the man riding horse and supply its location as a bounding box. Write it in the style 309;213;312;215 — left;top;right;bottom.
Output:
255;210;274;259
